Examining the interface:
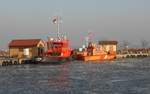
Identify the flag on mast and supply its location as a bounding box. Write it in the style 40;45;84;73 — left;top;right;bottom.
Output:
88;32;93;39
52;16;62;24
52;16;57;24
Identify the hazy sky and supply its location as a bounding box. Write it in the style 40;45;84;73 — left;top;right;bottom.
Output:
0;0;150;49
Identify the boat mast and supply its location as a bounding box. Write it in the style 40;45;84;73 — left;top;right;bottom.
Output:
85;31;93;47
52;14;62;40
57;16;60;40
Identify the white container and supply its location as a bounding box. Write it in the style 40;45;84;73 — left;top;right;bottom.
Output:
79;48;83;52
23;48;29;56
82;45;86;49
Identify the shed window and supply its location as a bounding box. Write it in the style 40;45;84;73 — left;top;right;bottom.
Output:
19;49;23;51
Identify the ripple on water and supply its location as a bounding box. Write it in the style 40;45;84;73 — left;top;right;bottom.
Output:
0;58;150;94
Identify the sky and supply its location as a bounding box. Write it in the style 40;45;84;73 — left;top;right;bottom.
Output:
0;0;150;49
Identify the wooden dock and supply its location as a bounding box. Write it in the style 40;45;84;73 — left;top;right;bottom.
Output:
0;57;31;66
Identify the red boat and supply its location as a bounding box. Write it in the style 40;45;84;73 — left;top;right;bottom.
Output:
43;16;72;62
44;37;71;62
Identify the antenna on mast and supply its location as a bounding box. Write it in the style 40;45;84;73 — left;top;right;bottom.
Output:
56;16;60;40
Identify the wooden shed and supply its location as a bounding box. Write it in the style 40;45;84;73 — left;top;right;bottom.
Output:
9;39;45;59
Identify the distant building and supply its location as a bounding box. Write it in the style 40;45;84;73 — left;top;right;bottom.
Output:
99;41;118;54
9;39;45;59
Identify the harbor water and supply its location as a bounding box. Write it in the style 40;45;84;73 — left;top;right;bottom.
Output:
0;58;150;94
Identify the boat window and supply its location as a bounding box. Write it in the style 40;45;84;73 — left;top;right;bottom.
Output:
48;43;62;48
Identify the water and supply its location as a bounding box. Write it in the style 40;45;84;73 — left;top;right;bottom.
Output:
0;58;150;94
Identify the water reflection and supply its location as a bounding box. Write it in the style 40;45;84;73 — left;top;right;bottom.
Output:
47;62;71;90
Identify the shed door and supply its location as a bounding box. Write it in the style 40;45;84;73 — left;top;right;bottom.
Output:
38;47;44;56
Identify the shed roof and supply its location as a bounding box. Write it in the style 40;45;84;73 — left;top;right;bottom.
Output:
99;41;118;45
9;39;43;47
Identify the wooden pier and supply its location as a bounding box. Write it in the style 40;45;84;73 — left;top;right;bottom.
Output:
0;57;31;66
